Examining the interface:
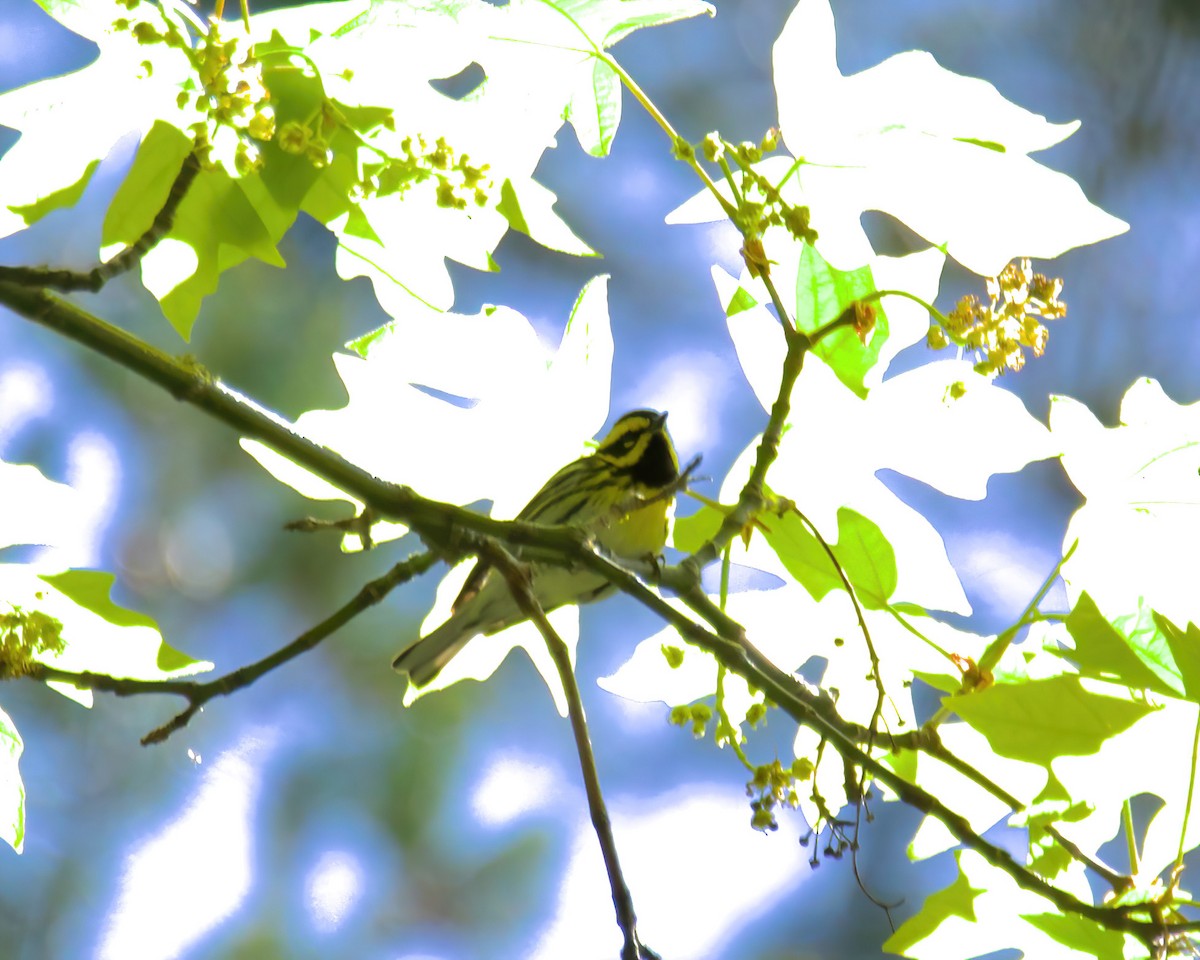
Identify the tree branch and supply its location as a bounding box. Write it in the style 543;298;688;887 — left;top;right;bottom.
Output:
28;552;436;744
0;152;201;292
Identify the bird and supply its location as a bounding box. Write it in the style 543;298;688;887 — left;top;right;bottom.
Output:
393;409;681;688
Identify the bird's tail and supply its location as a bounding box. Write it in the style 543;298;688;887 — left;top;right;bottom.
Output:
392;618;474;689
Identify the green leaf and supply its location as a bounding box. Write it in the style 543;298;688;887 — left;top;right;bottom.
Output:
496;179;595;256
0;705;23;854
1021;913;1127;960
566;57;622;157
7;158;100;227
1052;367;1200;631
37;570;210;679
1155;614;1200;702
884;852;983;955
1012;772;1091;880
949;675;1153;765
724;284;758;317
773;0;1127;275
0;460;82;551
793;243;887;397
760;507;843;602
598;0;716;46
537;0;714;155
1058;592;1185;700
0;2;193;242
671;504;724;553
102;121;194;252
829;507;896;609
156;164;287;338
39;570;157;630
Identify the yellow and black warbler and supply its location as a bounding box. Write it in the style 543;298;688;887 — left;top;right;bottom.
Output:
393;409;681;687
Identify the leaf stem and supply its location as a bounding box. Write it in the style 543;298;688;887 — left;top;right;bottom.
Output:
1175;705;1200;877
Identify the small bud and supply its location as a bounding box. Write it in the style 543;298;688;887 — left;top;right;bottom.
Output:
277;121;310;155
701;132;724;163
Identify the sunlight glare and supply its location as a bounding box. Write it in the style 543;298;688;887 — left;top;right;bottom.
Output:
0;362;52;450
528;786;808;960
97;727;278;960
470;752;561;827
305;850;365;934
631;352;727;461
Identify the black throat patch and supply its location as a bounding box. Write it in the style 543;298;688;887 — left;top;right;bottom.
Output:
631;431;679;488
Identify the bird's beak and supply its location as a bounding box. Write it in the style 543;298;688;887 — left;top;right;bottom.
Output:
653;410;668;429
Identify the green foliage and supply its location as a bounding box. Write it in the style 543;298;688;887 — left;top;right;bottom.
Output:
949;675;1154;765
1;0;1191;956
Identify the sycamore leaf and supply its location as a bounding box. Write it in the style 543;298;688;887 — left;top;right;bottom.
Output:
948;675;1153;765
0;0;192;240
16;0;685;332
757;506;843;602
1021;914;1128;960
716;301;1054;616
791;243;888;398
101;121;286;337
7;159;101;227
828;506;896;608
670;159;947;390
0;460;85;552
315;0;706;313
899;719;1047;864
885;852;983;955
0;705;23;855
1014;772;1092;881
1053;378;1200;629
1057;592;1188;701
0;566;212;709
772;0;1127;276
494;0;715;157
244;278;614;703
1154;615;1200;702
671;504;724;554
887;850;1136;960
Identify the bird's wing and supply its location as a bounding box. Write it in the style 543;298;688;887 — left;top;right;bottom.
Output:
451;454;592;612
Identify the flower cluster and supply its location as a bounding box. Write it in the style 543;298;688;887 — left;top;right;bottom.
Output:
114;1;274;175
746;757;811;832
669;702;713;738
358;135;492;210
678;128;817;279
0;604;64;680
928;259;1066;377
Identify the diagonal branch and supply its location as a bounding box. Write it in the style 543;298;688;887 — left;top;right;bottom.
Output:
0;152;202;292
27;551;436;744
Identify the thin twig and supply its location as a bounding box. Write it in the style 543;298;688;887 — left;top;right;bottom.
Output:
683;303;866;574
477;538;659;960
0;153;202;292
28;552;436;744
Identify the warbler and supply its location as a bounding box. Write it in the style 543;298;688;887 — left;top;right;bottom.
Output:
393;409;680;687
